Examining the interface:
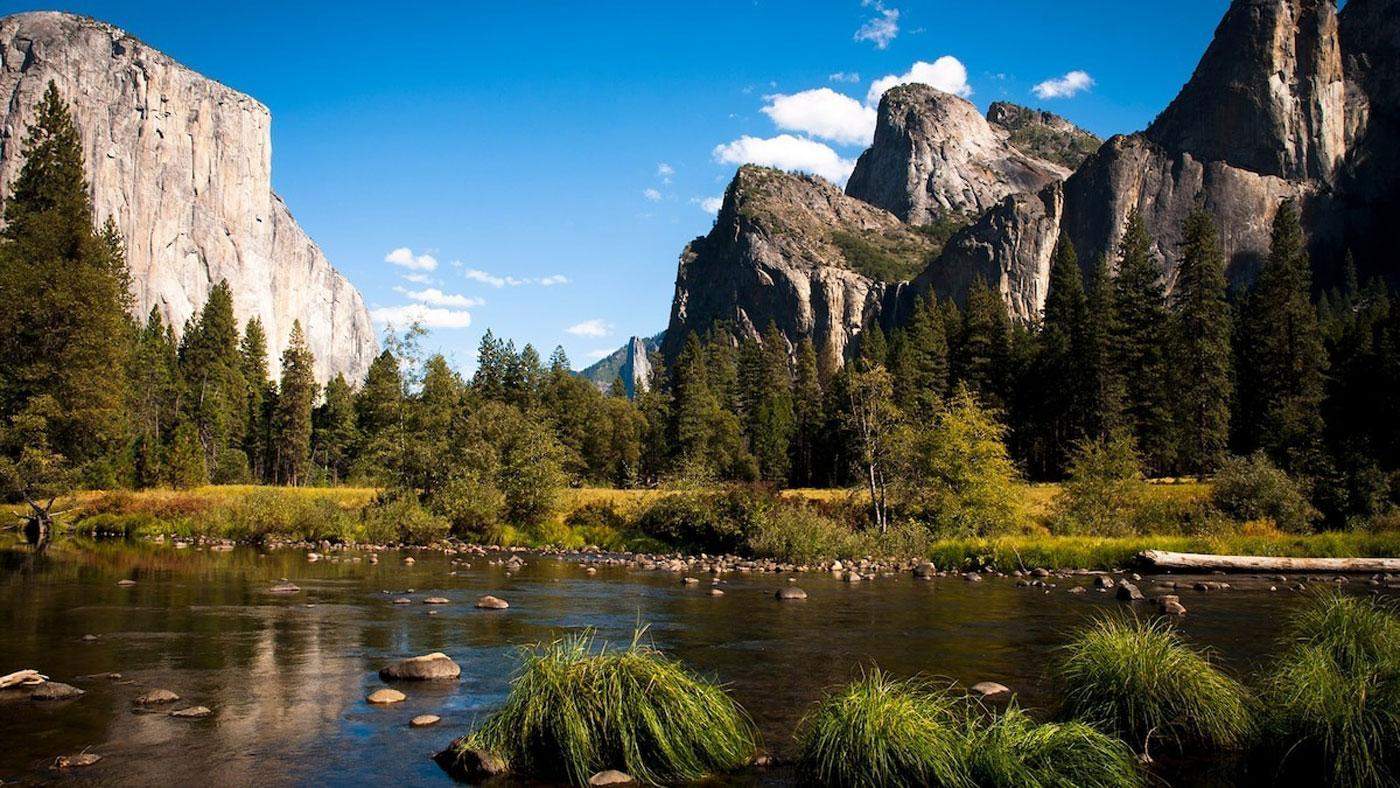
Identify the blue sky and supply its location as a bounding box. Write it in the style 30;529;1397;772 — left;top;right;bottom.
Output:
7;0;1233;372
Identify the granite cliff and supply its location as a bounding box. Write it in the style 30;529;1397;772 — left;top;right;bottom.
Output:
0;12;376;382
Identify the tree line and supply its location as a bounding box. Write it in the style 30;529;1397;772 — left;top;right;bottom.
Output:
3;83;1398;538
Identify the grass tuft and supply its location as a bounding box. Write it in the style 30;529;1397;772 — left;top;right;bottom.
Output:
795;670;968;788
1260;593;1400;788
450;630;756;786
1056;615;1252;754
966;706;1142;788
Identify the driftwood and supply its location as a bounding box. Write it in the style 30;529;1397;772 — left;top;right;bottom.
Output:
1140;550;1400;574
0;670;47;689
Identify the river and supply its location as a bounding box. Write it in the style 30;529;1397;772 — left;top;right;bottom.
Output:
0;540;1393;785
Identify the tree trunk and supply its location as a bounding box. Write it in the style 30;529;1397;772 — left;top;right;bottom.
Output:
23;510;51;551
1140;550;1400;573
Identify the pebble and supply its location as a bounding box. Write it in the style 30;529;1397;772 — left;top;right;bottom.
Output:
169;706;212;718
411;714;441;727
475;595;509;609
970;681;1011;699
116;579;137;587
423;597;450;605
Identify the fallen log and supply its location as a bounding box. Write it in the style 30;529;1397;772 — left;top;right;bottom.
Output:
1139;550;1400;574
0;670;47;689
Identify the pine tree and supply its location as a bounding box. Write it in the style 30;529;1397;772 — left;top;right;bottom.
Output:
312;373;357;484
128;307;181;487
1082;253;1125;441
473;329;507;400
0;81;134;472
1036;237;1089;476
858;321;888;370
1171;207;1232;475
672;333;718;472
239;317;271;480
272;321;317;485
890;294;948;417
1111;211;1174;474
955;279;1011;412
179;280;246;479
1237;201;1329;481
791;337;823;486
745;324;795;484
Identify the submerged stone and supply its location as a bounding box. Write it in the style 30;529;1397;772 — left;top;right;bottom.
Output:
367;688;406;704
170;705;211;718
775;587;807;600
134;689;180;705
31;681;84;701
475;595;509;609
52;753;101;769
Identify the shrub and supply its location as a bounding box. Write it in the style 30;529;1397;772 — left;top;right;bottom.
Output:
900;388;1027;538
796;670;968;788
362;488;448;545
430;472;506;539
634;486;773;553
1211;453;1318;533
745;503;859;564
1129;495;1235;537
449;631;756;785
967;707;1141;788
1051;434;1145;537
1056;615;1253;754
1260;593;1400;787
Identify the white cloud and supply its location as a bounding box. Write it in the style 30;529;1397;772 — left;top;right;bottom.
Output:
401;272;432;284
586;348;614;360
566;318;612;338
370;304;472;330
384;246;438;272
867;56;972;104
464;268;507;288
464;268;568;288
393;286;484;308
643;187;662;202
656;162;675;182
692;195;724;215
761;88;877;146
828;71;861;84
854;3;900;49
1032;70;1094;99
712;134;856;184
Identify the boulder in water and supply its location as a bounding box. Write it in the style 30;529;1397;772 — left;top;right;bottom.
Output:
475;595;509;609
367;688;406;704
379;653;461;681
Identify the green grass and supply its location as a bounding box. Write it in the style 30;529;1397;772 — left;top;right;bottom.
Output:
796;670;968;788
448;630;756;786
1260;593;1400;787
1056;616;1253;754
966;707;1142;788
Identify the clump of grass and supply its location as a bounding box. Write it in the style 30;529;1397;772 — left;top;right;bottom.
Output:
795;670;968;787
1259;593;1400;787
449;630;756;786
1056;615;1253;754
966;707;1142;788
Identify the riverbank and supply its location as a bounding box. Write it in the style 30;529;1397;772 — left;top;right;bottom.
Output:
39;483;1400;571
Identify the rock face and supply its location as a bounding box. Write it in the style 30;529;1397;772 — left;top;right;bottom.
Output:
1064;0;1348;286
0;12;376;382
579;333;660;397
662;165;936;370
986;102;1101;170
846;84;1069;225
1145;0;1346;184
911;182;1063;321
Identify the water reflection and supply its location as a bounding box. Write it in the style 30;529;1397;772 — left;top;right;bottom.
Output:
0;540;1392;785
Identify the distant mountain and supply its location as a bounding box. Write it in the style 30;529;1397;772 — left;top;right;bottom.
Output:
578;333;663;397
661;0;1400;367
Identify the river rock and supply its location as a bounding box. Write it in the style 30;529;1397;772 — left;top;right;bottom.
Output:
1116;581;1144;601
775;587;808;600
411;714;441;727
588;770;636;786
268;582;300;594
31;681;84;701
970;681;1011;699
169;705;211;718
963;572;983;583
134;689;180;705
1095;576;1115;589
475;595;509;609
367;688;406;704
912;562;937;580
116;579;137;587
393;597;412;605
52;753;101;769
423;597;450;605
438;747;507;781
379;653;461;681
710;588;725;596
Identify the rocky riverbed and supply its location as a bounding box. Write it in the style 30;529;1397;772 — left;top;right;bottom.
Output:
0;539;1396;785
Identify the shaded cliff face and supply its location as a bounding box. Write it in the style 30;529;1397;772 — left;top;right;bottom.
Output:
1064;0;1348;286
845;84;1069;226
662;166;936;371
0;12;376;382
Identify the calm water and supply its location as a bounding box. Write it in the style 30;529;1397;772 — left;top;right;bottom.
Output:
0;540;1392;786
